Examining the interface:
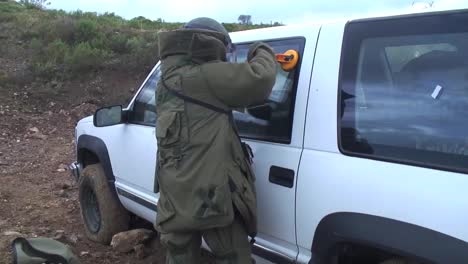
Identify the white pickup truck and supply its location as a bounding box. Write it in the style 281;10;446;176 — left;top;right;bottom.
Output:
70;8;468;264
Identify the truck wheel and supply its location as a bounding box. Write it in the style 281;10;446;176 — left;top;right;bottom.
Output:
78;164;130;244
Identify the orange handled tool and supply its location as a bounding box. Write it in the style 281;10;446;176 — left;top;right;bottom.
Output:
275;50;299;71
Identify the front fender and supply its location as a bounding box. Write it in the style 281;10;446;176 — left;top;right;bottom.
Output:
77;134;115;184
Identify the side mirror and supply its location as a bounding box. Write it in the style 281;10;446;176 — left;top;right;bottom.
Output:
247;103;272;121
93;105;125;127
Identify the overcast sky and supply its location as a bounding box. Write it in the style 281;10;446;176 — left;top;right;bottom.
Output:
48;0;468;24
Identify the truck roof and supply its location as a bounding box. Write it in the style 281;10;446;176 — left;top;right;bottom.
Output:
230;7;468;42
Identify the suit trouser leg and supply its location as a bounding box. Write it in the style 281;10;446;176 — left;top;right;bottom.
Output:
160;231;202;264
203;216;252;264
161;216;252;264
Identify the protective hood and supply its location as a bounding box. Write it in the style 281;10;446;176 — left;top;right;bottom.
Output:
158;29;228;64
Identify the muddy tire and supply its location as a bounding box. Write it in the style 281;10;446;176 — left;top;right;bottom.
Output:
78;164;130;244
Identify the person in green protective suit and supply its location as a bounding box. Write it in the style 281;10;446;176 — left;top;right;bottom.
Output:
155;17;277;264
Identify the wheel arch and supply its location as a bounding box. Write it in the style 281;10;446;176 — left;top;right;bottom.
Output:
77;135;115;182
310;212;468;264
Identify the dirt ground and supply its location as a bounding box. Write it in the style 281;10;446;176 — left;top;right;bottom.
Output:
0;88;216;264
0;87;160;264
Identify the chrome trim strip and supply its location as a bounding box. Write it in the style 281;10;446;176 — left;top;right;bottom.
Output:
116;187;158;212
252;242;295;264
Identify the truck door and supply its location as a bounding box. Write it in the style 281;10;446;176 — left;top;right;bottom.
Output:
109;66;160;222
232;35;315;263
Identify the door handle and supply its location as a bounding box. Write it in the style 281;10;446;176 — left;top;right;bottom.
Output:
269;166;295;188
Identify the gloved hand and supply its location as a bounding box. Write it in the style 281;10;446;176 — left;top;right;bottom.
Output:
247;42;275;62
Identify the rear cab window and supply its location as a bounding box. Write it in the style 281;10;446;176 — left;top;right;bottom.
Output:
339;11;468;172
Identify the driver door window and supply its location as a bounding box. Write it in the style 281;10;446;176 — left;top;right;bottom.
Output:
233;38;305;144
129;68;160;126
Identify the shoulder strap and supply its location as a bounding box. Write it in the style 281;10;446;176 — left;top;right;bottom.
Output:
161;74;231;115
12;237;69;264
161;73;254;163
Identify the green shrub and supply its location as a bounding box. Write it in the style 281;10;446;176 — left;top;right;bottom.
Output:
140;31;158;43
50;16;76;43
126;36;145;51
31;61;56;79
29;37;44;59
0;2;22;29
29;39;69;78
75;19;98;43
47;9;67;17
27;15;76;43
121;35;158;71
69;9;83;18
46;39;69;64
129;16;154;30
19;0;49;10
222;23;235;32
89;35;107;50
120;49;158;72
108;33;130;54
0;1;24;13
99;12;126;27
65;42;110;72
163;22;184;31
0;11;16;22
16;10;46;40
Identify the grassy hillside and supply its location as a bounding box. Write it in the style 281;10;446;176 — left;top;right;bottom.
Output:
0;0;275;78
0;0;277;108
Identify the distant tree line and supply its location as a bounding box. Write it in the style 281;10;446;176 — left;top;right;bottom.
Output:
238;14;282;26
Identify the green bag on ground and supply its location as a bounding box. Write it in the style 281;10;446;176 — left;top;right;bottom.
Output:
12;237;81;264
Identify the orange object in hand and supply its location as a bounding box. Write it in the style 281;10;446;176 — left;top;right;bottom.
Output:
275;50;299;71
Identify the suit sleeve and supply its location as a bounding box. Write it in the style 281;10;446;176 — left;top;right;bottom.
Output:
201;42;277;108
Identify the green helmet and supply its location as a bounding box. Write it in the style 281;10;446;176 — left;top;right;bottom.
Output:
183;17;232;46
